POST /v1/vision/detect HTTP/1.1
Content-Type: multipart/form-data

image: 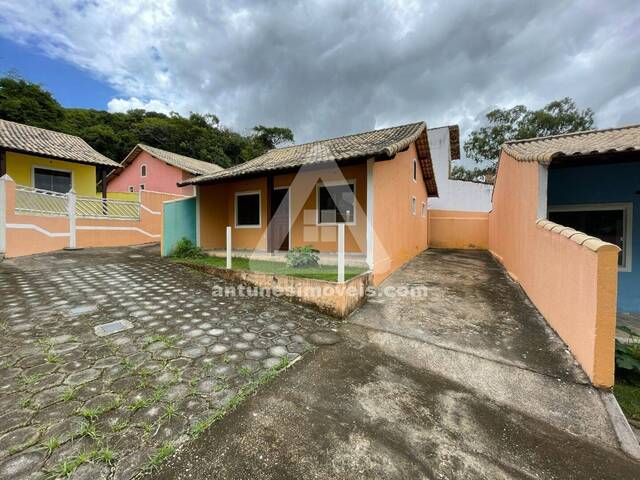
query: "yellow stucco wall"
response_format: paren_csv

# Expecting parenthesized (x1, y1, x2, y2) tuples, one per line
(6, 151, 97, 196)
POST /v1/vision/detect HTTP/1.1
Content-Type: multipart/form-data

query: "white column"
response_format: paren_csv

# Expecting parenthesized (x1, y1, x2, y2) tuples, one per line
(68, 189, 77, 249)
(226, 226, 232, 269)
(366, 158, 374, 270)
(0, 175, 7, 255)
(195, 186, 201, 247)
(338, 223, 345, 283)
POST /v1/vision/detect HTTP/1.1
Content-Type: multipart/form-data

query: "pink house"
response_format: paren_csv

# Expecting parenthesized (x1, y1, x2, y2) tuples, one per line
(107, 144, 224, 196)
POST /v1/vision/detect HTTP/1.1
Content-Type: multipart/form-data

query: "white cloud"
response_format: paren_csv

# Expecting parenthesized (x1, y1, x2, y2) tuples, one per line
(106, 97, 173, 114)
(0, 0, 638, 147)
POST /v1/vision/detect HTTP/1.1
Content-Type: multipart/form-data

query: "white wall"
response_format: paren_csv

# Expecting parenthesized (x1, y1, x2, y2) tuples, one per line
(427, 126, 493, 212)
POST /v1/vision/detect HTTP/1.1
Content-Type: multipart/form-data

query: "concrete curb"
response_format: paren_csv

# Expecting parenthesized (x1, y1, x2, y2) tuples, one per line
(600, 390, 640, 460)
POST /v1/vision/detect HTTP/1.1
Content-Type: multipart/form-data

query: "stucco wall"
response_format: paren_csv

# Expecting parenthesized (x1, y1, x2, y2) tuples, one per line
(548, 162, 640, 313)
(426, 126, 493, 212)
(6, 151, 97, 196)
(489, 152, 619, 387)
(198, 164, 367, 253)
(428, 210, 489, 249)
(107, 151, 196, 196)
(373, 143, 429, 284)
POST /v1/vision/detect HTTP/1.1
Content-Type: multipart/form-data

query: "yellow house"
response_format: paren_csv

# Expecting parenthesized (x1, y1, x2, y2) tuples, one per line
(0, 119, 120, 196)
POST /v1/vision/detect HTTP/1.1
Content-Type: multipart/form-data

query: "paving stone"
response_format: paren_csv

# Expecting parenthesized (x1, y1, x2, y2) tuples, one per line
(183, 346, 205, 359)
(83, 392, 119, 410)
(268, 346, 289, 357)
(64, 368, 100, 386)
(0, 451, 46, 479)
(262, 357, 283, 369)
(0, 425, 39, 454)
(245, 349, 267, 360)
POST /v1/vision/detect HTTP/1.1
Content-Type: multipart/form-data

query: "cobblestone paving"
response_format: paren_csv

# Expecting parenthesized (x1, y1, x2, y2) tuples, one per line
(0, 246, 338, 479)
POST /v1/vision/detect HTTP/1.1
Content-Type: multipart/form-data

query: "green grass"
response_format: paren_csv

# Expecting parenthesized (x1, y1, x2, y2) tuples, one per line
(614, 381, 640, 425)
(176, 256, 366, 282)
(144, 441, 175, 472)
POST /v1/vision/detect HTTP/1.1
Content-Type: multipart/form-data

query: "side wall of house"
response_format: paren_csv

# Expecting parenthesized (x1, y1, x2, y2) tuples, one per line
(6, 151, 97, 196)
(489, 152, 619, 387)
(373, 142, 429, 284)
(108, 151, 194, 196)
(426, 126, 493, 212)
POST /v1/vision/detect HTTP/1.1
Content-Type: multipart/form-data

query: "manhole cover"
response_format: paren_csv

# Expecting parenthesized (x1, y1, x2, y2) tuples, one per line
(94, 320, 134, 337)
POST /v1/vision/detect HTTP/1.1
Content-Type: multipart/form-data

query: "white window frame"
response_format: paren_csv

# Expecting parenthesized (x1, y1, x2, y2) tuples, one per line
(316, 179, 357, 226)
(411, 196, 417, 215)
(140, 164, 147, 177)
(139, 184, 145, 191)
(128, 186, 134, 193)
(32, 165, 73, 192)
(421, 201, 427, 218)
(235, 190, 262, 229)
(548, 202, 633, 272)
(412, 158, 417, 182)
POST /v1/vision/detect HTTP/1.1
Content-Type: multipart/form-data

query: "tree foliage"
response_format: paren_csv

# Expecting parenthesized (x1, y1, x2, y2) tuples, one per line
(450, 165, 495, 183)
(0, 76, 293, 168)
(464, 97, 594, 170)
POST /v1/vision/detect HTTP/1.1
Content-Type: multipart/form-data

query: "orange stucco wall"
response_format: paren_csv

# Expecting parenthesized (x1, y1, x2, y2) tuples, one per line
(428, 210, 489, 249)
(2, 176, 182, 257)
(198, 163, 367, 253)
(489, 152, 619, 387)
(373, 143, 429, 284)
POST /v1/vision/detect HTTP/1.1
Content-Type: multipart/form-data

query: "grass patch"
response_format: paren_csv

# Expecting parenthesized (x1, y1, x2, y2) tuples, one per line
(144, 441, 175, 472)
(176, 256, 366, 282)
(614, 381, 640, 425)
(190, 356, 290, 439)
(43, 436, 60, 454)
(61, 387, 77, 402)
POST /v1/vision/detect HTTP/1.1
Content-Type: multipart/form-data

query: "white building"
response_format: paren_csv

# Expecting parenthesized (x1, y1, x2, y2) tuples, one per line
(427, 125, 493, 212)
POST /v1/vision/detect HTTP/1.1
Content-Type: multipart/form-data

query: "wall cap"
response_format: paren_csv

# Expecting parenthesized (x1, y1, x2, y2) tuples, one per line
(535, 218, 621, 253)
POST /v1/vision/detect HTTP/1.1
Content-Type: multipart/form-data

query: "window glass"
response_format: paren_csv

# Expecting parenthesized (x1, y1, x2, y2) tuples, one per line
(34, 168, 71, 193)
(236, 193, 260, 226)
(128, 186, 134, 192)
(413, 159, 417, 181)
(318, 183, 355, 224)
(141, 165, 147, 177)
(411, 196, 417, 215)
(140, 184, 145, 190)
(549, 209, 625, 266)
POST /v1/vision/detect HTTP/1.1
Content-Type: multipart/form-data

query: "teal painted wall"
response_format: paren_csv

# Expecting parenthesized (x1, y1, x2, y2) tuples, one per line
(162, 197, 197, 256)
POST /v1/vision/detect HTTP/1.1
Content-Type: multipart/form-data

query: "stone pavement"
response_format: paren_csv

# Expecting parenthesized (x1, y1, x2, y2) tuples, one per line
(0, 245, 337, 479)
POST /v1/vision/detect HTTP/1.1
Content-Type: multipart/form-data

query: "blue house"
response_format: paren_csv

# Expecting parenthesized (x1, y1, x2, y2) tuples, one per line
(542, 125, 640, 315)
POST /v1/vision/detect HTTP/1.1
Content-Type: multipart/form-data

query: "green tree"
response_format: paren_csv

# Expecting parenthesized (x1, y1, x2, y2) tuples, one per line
(0, 76, 64, 129)
(464, 97, 594, 171)
(450, 165, 495, 183)
(0, 76, 294, 168)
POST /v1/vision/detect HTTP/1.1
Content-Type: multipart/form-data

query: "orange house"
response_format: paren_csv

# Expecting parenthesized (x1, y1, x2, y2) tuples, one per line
(180, 122, 439, 284)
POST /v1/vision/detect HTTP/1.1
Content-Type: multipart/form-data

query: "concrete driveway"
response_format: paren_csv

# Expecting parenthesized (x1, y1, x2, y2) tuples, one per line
(153, 250, 640, 479)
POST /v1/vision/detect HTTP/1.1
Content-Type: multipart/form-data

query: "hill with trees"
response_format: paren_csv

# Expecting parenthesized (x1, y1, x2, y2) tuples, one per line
(0, 76, 293, 168)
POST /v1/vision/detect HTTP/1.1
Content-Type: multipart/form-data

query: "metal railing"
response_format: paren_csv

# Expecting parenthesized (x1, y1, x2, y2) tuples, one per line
(75, 195, 140, 220)
(14, 186, 140, 220)
(15, 186, 68, 216)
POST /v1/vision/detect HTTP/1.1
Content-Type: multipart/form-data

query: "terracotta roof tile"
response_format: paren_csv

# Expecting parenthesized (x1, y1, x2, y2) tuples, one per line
(503, 124, 640, 165)
(182, 122, 438, 196)
(0, 119, 119, 167)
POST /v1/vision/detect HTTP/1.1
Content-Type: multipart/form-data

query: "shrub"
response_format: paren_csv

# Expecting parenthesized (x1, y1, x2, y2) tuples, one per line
(616, 326, 640, 378)
(170, 237, 206, 259)
(285, 246, 320, 268)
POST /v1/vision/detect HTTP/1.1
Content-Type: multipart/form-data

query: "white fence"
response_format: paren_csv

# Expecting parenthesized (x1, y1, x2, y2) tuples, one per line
(15, 186, 140, 220)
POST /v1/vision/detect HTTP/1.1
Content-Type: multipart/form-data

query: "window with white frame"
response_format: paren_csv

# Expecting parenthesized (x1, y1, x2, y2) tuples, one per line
(421, 201, 427, 217)
(139, 184, 145, 191)
(411, 196, 417, 215)
(141, 164, 147, 177)
(548, 203, 633, 271)
(235, 191, 261, 227)
(317, 181, 356, 224)
(34, 167, 71, 193)
(412, 158, 417, 182)
(128, 186, 134, 193)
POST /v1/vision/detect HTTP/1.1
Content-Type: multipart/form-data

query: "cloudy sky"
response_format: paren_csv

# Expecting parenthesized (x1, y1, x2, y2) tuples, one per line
(0, 0, 639, 156)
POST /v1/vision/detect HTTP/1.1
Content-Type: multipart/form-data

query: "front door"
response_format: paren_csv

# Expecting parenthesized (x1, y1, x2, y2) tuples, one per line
(271, 187, 290, 251)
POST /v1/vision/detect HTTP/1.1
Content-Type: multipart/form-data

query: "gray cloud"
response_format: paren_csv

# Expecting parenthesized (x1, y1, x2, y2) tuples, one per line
(0, 0, 639, 160)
